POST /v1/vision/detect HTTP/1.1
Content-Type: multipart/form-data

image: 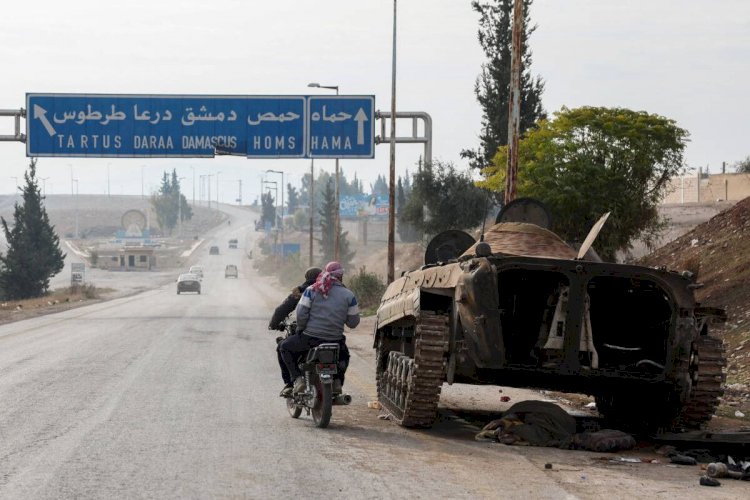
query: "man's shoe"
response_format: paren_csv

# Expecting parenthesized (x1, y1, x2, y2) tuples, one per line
(280, 383, 293, 397)
(293, 376, 306, 394)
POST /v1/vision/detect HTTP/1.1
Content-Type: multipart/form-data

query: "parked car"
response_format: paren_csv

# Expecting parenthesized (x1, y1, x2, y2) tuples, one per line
(225, 264, 238, 278)
(228, 238, 238, 249)
(209, 246, 220, 255)
(189, 265, 203, 278)
(177, 273, 201, 294)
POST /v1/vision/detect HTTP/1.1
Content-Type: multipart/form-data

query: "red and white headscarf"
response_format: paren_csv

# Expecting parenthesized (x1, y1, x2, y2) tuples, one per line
(312, 261, 344, 298)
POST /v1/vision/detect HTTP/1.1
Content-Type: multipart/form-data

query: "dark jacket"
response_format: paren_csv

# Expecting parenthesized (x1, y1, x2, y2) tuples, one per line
(268, 278, 316, 330)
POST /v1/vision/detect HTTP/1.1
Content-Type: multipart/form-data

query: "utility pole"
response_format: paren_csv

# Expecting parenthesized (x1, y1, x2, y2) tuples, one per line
(107, 163, 111, 197)
(237, 179, 242, 205)
(387, 0, 398, 284)
(504, 0, 523, 205)
(309, 159, 315, 266)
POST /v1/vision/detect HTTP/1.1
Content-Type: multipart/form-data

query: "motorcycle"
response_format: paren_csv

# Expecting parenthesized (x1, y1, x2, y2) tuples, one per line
(276, 319, 352, 428)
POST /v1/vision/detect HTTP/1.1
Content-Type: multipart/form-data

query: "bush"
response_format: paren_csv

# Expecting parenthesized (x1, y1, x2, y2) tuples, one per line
(254, 252, 305, 289)
(347, 267, 386, 313)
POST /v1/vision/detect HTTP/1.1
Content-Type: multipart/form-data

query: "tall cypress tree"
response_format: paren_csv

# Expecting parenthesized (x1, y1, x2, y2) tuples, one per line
(462, 0, 546, 170)
(0, 159, 65, 299)
(318, 179, 354, 267)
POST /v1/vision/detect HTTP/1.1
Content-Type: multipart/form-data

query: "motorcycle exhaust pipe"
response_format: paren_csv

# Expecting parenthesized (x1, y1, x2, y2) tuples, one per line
(333, 394, 352, 406)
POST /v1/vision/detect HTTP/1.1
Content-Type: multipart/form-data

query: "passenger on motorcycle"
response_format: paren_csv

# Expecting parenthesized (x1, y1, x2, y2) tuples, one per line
(279, 261, 359, 396)
(269, 267, 322, 394)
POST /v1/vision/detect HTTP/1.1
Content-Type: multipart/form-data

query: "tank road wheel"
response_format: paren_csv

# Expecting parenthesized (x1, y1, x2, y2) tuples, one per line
(675, 335, 726, 429)
(375, 311, 449, 428)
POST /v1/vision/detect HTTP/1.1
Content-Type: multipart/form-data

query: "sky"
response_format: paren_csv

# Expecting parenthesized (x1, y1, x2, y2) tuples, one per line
(0, 0, 748, 204)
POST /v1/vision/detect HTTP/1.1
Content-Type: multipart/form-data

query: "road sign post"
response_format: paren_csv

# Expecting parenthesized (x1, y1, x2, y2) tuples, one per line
(26, 94, 374, 159)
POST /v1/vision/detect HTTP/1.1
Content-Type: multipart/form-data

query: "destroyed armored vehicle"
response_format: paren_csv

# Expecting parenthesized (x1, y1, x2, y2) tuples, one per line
(374, 199, 726, 431)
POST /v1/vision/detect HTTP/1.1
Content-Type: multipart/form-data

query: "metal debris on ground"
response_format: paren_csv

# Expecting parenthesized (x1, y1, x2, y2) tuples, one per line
(700, 476, 721, 487)
(669, 454, 698, 466)
(367, 401, 381, 410)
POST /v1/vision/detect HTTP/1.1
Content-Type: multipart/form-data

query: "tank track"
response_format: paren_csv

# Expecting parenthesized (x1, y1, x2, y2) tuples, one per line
(376, 311, 449, 428)
(675, 335, 726, 429)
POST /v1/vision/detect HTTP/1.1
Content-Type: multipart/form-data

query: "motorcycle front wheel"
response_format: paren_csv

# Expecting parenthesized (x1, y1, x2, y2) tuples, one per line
(311, 375, 333, 428)
(286, 397, 302, 419)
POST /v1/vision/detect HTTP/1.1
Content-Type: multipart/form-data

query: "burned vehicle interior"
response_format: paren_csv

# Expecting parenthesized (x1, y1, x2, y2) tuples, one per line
(497, 268, 672, 374)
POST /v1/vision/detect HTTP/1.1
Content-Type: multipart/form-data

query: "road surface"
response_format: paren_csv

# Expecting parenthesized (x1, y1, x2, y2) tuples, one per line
(0, 207, 743, 499)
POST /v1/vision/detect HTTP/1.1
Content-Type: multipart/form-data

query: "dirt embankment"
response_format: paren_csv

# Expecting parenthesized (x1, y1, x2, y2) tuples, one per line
(640, 197, 750, 419)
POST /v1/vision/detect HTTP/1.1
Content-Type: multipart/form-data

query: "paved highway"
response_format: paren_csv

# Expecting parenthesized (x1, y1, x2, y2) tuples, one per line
(0, 208, 743, 499)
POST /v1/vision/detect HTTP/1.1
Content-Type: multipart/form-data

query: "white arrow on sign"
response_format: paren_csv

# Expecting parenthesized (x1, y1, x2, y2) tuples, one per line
(33, 104, 57, 137)
(354, 108, 368, 145)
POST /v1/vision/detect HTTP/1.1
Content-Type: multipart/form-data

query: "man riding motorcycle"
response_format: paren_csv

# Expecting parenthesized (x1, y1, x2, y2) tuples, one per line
(279, 261, 359, 396)
(269, 267, 322, 394)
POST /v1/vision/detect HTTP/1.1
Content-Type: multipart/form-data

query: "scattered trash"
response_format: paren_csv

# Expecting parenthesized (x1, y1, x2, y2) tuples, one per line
(736, 410, 746, 418)
(707, 462, 743, 480)
(699, 476, 721, 487)
(611, 457, 641, 463)
(500, 396, 511, 402)
(377, 413, 391, 420)
(498, 389, 503, 393)
(670, 454, 698, 466)
(584, 402, 597, 410)
(544, 463, 553, 469)
(367, 401, 381, 410)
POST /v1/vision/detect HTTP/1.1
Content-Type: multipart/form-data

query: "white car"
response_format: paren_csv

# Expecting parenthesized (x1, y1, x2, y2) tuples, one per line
(189, 265, 203, 279)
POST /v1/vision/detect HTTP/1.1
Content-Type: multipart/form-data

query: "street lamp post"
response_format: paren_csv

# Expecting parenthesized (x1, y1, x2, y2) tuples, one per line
(267, 170, 285, 257)
(40, 176, 49, 196)
(107, 163, 111, 197)
(73, 178, 79, 239)
(308, 82, 341, 262)
(190, 166, 195, 206)
(207, 174, 214, 209)
(178, 176, 186, 238)
(141, 165, 145, 199)
(216, 171, 222, 208)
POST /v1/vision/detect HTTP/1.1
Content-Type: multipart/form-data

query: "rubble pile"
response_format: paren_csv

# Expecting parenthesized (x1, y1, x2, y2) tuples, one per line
(641, 196, 750, 417)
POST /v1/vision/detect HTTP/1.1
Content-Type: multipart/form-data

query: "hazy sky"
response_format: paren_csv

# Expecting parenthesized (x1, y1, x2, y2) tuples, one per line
(1, 0, 748, 204)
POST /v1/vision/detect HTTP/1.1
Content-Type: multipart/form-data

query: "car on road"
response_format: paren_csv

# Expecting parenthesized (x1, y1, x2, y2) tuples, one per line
(224, 264, 238, 278)
(189, 265, 203, 278)
(228, 238, 238, 249)
(177, 273, 201, 294)
(209, 246, 220, 255)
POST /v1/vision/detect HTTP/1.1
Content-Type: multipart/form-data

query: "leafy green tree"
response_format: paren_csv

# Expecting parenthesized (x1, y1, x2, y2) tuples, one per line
(481, 106, 689, 260)
(462, 0, 546, 170)
(287, 183, 300, 214)
(733, 156, 750, 173)
(401, 160, 487, 237)
(261, 191, 276, 228)
(318, 179, 355, 267)
(0, 159, 65, 299)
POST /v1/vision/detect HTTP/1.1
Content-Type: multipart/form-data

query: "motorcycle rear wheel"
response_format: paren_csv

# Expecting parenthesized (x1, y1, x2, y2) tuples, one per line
(286, 397, 302, 418)
(311, 375, 333, 428)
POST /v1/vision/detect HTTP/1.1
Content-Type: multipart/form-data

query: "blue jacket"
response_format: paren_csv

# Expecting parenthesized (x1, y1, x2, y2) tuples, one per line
(295, 282, 360, 340)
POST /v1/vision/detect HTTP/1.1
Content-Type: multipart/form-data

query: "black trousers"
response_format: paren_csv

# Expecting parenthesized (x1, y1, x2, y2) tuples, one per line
(279, 333, 349, 385)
